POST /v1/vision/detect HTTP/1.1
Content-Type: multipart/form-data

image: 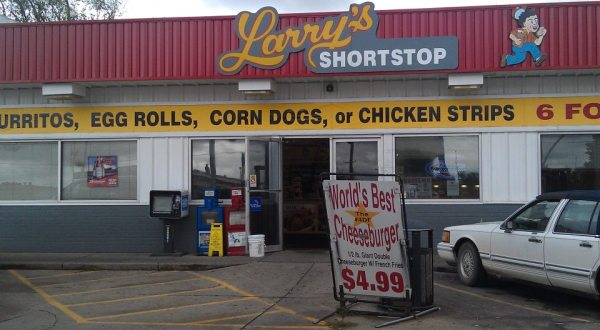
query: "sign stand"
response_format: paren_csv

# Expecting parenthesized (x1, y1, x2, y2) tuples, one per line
(196, 188, 224, 255)
(316, 173, 439, 327)
(208, 223, 224, 256)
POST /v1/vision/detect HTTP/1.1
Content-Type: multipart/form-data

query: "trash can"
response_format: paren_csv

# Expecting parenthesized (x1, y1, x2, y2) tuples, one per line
(407, 228, 434, 309)
(379, 228, 434, 312)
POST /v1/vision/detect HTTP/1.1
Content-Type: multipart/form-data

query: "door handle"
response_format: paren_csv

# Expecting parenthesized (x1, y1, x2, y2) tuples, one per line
(579, 241, 593, 248)
(528, 237, 542, 243)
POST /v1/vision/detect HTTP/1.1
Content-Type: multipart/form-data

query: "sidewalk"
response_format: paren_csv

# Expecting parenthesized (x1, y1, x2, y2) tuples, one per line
(0, 249, 456, 273)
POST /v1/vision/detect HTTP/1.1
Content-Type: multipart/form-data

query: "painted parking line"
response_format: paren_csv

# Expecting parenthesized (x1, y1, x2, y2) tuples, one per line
(192, 310, 280, 325)
(86, 296, 257, 321)
(38, 271, 166, 288)
(87, 321, 246, 328)
(26, 271, 99, 281)
(236, 326, 328, 329)
(9, 269, 329, 329)
(9, 270, 87, 324)
(434, 282, 594, 323)
(65, 285, 222, 307)
(86, 320, 328, 329)
(188, 271, 323, 324)
(51, 277, 199, 297)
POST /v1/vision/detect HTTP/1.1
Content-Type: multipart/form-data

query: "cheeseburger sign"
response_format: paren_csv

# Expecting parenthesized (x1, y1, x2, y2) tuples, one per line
(323, 180, 411, 299)
(217, 2, 458, 74)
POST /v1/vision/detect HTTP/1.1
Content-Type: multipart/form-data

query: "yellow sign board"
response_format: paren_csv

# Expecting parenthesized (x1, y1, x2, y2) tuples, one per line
(208, 223, 224, 257)
(1, 97, 598, 135)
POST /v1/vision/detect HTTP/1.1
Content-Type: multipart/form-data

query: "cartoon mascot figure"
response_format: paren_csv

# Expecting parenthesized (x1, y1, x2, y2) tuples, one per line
(500, 7, 547, 67)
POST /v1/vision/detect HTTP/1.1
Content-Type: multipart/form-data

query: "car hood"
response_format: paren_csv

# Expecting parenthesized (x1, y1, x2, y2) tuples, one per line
(447, 221, 502, 232)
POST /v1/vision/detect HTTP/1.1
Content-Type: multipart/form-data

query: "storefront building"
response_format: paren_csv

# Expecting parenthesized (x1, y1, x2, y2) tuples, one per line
(0, 2, 599, 253)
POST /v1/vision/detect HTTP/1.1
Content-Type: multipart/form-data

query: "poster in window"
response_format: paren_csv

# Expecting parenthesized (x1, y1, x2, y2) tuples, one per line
(87, 156, 118, 188)
(404, 177, 432, 199)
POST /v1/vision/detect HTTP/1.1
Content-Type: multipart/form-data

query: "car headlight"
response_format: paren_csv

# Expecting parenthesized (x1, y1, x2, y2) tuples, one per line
(442, 230, 450, 243)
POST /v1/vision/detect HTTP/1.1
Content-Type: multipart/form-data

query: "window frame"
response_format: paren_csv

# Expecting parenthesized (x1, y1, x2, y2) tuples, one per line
(0, 140, 60, 202)
(331, 137, 383, 180)
(60, 139, 139, 202)
(540, 132, 600, 194)
(0, 139, 140, 204)
(393, 133, 482, 202)
(189, 137, 247, 203)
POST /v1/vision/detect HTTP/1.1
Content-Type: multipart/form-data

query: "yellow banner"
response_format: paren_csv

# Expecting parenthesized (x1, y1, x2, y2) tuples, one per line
(1, 97, 599, 134)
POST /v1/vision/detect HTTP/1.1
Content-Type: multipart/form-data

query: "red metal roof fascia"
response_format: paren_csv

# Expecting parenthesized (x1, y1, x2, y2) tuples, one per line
(0, 2, 598, 84)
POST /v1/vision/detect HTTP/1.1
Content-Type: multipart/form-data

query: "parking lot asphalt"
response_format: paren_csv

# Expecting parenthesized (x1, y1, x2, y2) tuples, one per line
(1, 250, 600, 329)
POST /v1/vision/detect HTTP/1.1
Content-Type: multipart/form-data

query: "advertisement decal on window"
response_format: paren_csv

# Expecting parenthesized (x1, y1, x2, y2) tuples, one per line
(87, 156, 118, 188)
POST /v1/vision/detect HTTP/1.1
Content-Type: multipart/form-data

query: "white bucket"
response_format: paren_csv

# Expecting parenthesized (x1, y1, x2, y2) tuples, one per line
(248, 234, 265, 258)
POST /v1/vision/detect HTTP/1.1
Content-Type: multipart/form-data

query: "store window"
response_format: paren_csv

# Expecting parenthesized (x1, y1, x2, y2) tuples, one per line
(61, 141, 137, 200)
(541, 134, 600, 193)
(335, 140, 379, 180)
(191, 139, 245, 200)
(395, 136, 480, 199)
(0, 142, 58, 200)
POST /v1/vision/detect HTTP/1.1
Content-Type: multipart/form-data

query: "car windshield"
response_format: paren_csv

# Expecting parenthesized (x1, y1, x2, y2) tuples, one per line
(511, 200, 559, 232)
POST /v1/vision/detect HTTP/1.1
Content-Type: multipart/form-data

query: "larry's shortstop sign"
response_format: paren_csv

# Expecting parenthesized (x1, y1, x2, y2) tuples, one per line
(323, 180, 411, 299)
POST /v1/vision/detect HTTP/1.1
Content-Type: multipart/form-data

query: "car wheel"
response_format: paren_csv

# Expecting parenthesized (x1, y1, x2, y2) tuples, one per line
(457, 242, 486, 286)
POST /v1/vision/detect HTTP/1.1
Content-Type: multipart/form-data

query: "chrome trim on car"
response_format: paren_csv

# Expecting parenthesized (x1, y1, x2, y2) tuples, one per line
(550, 231, 599, 238)
(436, 242, 456, 264)
(545, 263, 591, 277)
(437, 243, 453, 252)
(491, 254, 545, 269)
(479, 252, 491, 260)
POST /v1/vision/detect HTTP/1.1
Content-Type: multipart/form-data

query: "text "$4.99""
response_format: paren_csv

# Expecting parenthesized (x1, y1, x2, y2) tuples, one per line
(341, 267, 404, 293)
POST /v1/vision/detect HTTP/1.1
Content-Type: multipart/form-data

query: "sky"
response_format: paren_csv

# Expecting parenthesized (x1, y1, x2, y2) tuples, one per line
(121, 0, 590, 18)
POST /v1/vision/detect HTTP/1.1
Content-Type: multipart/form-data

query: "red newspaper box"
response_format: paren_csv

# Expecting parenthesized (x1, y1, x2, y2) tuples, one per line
(224, 188, 247, 255)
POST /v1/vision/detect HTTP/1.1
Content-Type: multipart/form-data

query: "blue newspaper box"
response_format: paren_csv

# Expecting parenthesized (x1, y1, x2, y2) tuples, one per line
(196, 188, 224, 255)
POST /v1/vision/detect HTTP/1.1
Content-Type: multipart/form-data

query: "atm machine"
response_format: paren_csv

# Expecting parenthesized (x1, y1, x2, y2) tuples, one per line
(149, 190, 189, 255)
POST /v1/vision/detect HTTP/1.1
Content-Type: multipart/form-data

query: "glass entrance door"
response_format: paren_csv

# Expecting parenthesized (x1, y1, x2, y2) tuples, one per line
(246, 138, 282, 252)
(333, 139, 381, 180)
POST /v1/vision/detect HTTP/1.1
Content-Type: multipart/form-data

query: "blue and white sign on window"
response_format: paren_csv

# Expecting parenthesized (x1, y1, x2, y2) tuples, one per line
(249, 196, 262, 212)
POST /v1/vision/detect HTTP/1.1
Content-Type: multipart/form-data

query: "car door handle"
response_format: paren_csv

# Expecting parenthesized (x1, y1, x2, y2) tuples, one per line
(528, 237, 543, 243)
(579, 241, 593, 248)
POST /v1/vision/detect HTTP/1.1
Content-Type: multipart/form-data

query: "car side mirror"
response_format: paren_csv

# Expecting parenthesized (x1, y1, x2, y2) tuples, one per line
(504, 221, 513, 233)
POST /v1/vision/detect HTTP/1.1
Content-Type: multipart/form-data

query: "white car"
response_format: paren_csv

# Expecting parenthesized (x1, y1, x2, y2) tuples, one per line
(437, 190, 600, 296)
